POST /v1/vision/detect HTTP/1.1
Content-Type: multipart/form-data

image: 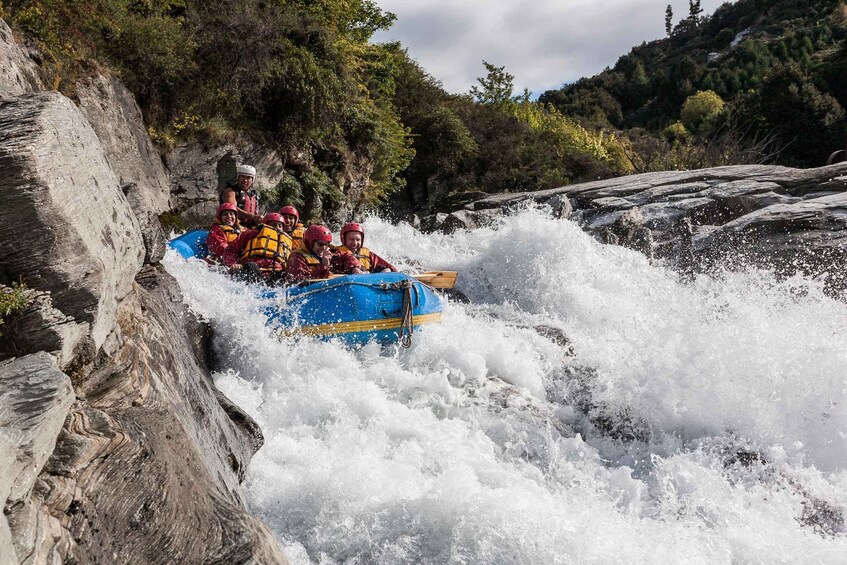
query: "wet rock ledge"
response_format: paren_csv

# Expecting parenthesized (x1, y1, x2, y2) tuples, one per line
(0, 21, 286, 565)
(427, 163, 847, 290)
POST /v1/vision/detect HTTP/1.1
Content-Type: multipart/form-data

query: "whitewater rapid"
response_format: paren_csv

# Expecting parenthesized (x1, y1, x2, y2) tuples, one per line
(165, 209, 847, 564)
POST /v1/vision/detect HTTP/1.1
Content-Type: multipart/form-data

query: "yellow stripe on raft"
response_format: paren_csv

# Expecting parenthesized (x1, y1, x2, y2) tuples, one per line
(278, 312, 443, 337)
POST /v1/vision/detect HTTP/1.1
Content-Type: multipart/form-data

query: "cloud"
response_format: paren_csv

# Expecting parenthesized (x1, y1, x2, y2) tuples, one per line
(373, 0, 729, 96)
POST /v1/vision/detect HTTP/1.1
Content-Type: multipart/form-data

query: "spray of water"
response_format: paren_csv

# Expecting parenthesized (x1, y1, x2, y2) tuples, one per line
(166, 209, 847, 563)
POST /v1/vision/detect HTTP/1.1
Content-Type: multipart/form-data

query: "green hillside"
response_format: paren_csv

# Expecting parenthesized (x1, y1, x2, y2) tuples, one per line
(540, 0, 847, 168)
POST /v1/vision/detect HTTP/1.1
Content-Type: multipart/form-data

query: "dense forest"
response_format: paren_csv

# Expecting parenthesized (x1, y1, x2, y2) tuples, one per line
(541, 0, 847, 170)
(2, 0, 845, 217)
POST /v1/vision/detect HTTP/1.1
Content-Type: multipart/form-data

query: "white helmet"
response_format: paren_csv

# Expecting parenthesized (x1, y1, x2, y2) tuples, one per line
(236, 164, 256, 178)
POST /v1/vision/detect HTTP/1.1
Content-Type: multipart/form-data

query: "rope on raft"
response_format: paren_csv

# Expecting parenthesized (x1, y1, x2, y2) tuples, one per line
(398, 278, 415, 348)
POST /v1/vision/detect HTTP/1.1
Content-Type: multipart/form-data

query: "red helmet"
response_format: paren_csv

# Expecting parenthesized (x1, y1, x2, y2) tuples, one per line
(263, 212, 284, 224)
(304, 225, 333, 250)
(217, 202, 238, 220)
(278, 205, 299, 222)
(341, 222, 364, 246)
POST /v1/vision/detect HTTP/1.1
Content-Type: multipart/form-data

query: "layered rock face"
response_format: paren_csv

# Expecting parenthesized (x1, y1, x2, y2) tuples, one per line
(75, 73, 172, 263)
(166, 142, 288, 228)
(0, 23, 286, 565)
(0, 93, 146, 355)
(432, 163, 847, 289)
(0, 20, 42, 98)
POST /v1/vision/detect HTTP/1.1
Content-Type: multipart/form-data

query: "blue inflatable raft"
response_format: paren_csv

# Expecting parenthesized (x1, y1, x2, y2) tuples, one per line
(169, 230, 443, 346)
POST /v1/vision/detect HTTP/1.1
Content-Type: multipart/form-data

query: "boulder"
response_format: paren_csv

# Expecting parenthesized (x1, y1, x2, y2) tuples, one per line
(0, 92, 145, 350)
(331, 148, 372, 225)
(124, 183, 168, 263)
(591, 208, 654, 258)
(0, 19, 43, 99)
(441, 209, 503, 233)
(0, 352, 74, 563)
(540, 193, 573, 219)
(420, 212, 449, 234)
(692, 192, 847, 288)
(459, 162, 847, 275)
(180, 200, 220, 232)
(75, 73, 171, 216)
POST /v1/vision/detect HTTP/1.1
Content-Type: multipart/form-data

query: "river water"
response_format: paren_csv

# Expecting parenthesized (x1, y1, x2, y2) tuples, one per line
(165, 208, 847, 564)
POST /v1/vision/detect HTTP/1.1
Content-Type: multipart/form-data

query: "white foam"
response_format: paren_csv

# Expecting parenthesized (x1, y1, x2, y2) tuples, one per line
(165, 208, 847, 563)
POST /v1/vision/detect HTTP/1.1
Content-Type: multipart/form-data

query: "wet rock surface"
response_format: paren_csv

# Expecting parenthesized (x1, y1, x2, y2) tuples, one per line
(447, 163, 847, 289)
(27, 267, 285, 564)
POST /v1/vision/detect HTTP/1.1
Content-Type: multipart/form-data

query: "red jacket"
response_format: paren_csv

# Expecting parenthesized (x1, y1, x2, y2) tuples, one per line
(220, 186, 261, 227)
(335, 245, 396, 273)
(206, 223, 242, 258)
(285, 249, 360, 283)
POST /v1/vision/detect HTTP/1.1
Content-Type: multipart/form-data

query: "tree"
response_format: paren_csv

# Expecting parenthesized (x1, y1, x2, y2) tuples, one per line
(680, 90, 725, 132)
(665, 5, 673, 36)
(470, 61, 515, 106)
(688, 0, 703, 26)
(753, 62, 846, 165)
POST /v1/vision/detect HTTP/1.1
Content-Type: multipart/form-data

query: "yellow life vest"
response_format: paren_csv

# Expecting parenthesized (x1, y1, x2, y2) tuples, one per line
(288, 223, 305, 247)
(291, 247, 321, 266)
(241, 224, 293, 264)
(336, 245, 372, 271)
(215, 223, 241, 243)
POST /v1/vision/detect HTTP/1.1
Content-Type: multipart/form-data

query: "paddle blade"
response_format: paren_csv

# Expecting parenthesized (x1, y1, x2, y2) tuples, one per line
(413, 271, 458, 289)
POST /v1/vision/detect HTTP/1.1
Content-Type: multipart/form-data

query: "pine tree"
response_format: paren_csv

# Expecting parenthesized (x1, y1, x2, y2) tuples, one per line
(688, 0, 703, 26)
(665, 5, 673, 36)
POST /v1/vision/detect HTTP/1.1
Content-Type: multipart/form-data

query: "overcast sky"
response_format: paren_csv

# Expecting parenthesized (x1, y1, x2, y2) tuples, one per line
(373, 0, 729, 96)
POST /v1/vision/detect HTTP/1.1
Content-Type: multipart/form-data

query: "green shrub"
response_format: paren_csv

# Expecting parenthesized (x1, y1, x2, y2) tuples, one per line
(265, 175, 305, 211)
(681, 90, 726, 132)
(715, 28, 736, 48)
(0, 282, 29, 336)
(664, 121, 691, 142)
(159, 210, 186, 234)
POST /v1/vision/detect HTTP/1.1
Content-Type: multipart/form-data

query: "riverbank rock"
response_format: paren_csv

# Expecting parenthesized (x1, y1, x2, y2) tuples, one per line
(76, 73, 171, 263)
(0, 92, 145, 352)
(0, 353, 74, 563)
(0, 288, 88, 369)
(456, 163, 847, 288)
(25, 266, 286, 563)
(0, 78, 287, 561)
(421, 190, 573, 234)
(0, 19, 42, 98)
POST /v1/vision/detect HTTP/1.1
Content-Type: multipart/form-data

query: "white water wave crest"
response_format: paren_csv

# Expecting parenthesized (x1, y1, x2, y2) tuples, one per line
(165, 208, 847, 563)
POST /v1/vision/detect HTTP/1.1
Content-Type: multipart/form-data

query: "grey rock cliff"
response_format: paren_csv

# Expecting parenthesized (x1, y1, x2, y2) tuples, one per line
(0, 92, 145, 353)
(75, 73, 172, 263)
(166, 142, 286, 227)
(0, 28, 287, 562)
(0, 20, 42, 98)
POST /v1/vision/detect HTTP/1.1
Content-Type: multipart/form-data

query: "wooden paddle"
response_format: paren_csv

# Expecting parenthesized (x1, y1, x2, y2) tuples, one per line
(412, 271, 458, 289)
